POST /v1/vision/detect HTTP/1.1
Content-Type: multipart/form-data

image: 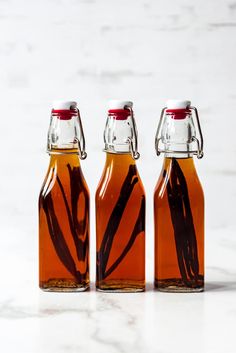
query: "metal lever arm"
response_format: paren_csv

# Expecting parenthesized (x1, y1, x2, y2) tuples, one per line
(126, 106, 140, 160)
(76, 108, 87, 160)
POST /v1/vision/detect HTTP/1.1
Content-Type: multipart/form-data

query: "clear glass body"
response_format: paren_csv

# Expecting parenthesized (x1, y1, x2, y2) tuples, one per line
(154, 110, 204, 292)
(96, 153, 145, 292)
(39, 111, 89, 292)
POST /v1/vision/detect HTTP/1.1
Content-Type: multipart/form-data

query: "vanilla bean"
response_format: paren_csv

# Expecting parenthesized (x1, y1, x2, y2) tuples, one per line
(56, 175, 85, 261)
(56, 167, 89, 263)
(173, 160, 200, 282)
(42, 166, 89, 282)
(104, 196, 145, 279)
(172, 167, 195, 281)
(67, 165, 89, 264)
(42, 193, 80, 280)
(167, 171, 189, 285)
(166, 159, 201, 287)
(97, 165, 138, 280)
(67, 165, 89, 238)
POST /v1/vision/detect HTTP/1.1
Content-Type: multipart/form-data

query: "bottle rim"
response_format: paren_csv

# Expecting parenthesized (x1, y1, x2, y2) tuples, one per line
(108, 109, 131, 120)
(166, 108, 191, 120)
(51, 109, 78, 120)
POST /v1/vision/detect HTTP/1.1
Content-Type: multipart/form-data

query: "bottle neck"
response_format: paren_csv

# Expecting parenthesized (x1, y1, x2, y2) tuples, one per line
(104, 109, 136, 155)
(47, 109, 84, 154)
(161, 110, 196, 159)
(101, 153, 137, 186)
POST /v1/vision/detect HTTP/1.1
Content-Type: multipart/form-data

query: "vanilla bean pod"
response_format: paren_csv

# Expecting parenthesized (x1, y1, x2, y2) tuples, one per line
(67, 165, 89, 262)
(97, 165, 138, 279)
(167, 159, 200, 287)
(173, 159, 200, 283)
(56, 174, 86, 266)
(42, 193, 80, 280)
(67, 165, 89, 237)
(166, 168, 189, 285)
(104, 196, 145, 279)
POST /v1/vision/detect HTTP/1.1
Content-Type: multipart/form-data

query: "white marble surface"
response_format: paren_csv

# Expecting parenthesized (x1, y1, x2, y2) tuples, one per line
(1, 0, 236, 352)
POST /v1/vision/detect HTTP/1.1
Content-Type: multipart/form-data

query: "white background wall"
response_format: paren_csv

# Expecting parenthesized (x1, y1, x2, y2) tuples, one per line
(0, 0, 236, 283)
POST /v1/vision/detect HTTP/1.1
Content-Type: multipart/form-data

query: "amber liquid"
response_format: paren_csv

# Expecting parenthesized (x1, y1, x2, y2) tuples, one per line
(39, 149, 90, 291)
(96, 153, 145, 292)
(154, 157, 204, 292)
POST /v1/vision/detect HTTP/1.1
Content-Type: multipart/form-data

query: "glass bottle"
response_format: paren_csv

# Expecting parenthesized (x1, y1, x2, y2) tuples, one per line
(96, 100, 145, 292)
(39, 101, 89, 292)
(154, 100, 204, 292)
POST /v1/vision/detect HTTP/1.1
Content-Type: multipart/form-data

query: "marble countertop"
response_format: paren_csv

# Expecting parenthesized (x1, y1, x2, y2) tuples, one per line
(1, 227, 236, 353)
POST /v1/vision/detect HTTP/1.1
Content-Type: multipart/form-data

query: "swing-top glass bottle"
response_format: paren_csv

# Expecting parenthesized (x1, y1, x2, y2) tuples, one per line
(39, 101, 90, 292)
(96, 100, 145, 292)
(154, 100, 204, 292)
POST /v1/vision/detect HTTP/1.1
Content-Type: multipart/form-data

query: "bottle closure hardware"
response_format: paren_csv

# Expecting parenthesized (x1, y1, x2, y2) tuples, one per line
(155, 106, 204, 159)
(48, 107, 87, 160)
(127, 106, 140, 160)
(103, 105, 140, 160)
(76, 108, 87, 160)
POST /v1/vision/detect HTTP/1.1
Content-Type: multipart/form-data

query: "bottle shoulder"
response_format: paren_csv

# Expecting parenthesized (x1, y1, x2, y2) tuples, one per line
(39, 160, 89, 201)
(154, 158, 204, 200)
(96, 161, 145, 200)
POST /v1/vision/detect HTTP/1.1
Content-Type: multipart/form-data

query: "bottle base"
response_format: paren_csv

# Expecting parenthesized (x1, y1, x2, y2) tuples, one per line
(39, 278, 89, 292)
(96, 280, 145, 293)
(155, 278, 204, 293)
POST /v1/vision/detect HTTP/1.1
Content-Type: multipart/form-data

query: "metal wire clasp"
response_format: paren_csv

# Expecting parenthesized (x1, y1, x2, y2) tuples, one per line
(155, 106, 204, 159)
(126, 105, 140, 160)
(76, 107, 87, 160)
